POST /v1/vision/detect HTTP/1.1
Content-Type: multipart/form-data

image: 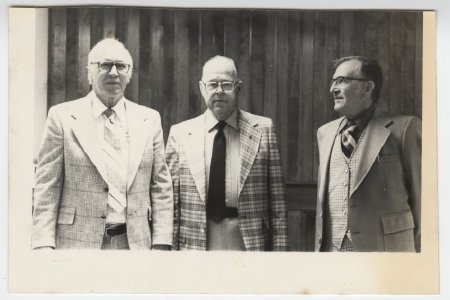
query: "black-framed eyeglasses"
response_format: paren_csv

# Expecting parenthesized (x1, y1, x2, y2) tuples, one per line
(90, 61, 131, 74)
(330, 76, 369, 86)
(201, 81, 242, 93)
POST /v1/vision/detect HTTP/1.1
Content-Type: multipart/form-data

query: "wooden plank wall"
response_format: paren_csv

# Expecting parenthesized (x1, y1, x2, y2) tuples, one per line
(47, 8, 423, 251)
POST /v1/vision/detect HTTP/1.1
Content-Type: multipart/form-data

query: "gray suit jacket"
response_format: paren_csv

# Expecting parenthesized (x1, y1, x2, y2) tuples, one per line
(315, 107, 421, 252)
(32, 94, 173, 249)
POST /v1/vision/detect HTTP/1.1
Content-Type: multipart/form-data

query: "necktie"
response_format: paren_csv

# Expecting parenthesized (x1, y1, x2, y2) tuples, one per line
(207, 121, 227, 223)
(341, 121, 359, 158)
(102, 108, 127, 213)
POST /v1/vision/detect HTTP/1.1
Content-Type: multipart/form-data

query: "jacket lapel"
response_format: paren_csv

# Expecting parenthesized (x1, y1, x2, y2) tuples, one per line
(70, 96, 109, 184)
(184, 115, 207, 203)
(125, 100, 152, 190)
(350, 109, 392, 196)
(317, 117, 346, 211)
(238, 110, 262, 195)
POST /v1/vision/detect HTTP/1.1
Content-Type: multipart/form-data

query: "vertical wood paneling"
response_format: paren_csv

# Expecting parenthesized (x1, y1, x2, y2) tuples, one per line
(103, 8, 116, 38)
(77, 8, 91, 97)
(298, 13, 315, 182)
(187, 11, 202, 118)
(415, 14, 423, 117)
(125, 9, 140, 103)
(90, 8, 103, 47)
(276, 12, 289, 176)
(48, 8, 66, 108)
(401, 13, 416, 116)
(174, 11, 191, 122)
(235, 12, 251, 111)
(263, 14, 277, 122)
(388, 12, 403, 114)
(138, 9, 151, 108)
(249, 12, 266, 116)
(65, 9, 78, 101)
(375, 13, 391, 110)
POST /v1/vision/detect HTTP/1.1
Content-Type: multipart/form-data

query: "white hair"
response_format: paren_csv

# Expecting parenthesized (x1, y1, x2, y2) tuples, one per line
(87, 38, 133, 84)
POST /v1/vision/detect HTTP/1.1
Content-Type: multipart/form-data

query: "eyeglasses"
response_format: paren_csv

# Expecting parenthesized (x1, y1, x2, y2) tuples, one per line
(201, 81, 241, 93)
(91, 61, 131, 74)
(330, 76, 369, 86)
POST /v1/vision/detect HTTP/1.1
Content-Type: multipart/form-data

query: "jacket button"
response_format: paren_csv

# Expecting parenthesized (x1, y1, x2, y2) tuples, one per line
(103, 187, 109, 192)
(101, 215, 106, 220)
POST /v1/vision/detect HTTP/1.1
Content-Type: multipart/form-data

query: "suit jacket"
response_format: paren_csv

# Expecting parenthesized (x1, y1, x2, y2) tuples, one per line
(32, 94, 173, 249)
(315, 107, 421, 252)
(165, 109, 289, 251)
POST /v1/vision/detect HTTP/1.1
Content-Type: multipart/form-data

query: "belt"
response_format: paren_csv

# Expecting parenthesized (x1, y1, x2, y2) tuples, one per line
(105, 223, 127, 237)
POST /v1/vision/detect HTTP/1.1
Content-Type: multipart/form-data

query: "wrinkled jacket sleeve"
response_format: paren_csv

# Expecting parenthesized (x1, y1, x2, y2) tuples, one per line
(32, 106, 64, 249)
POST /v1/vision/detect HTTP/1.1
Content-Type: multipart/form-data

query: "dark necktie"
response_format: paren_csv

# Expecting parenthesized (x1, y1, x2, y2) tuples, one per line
(341, 121, 359, 158)
(207, 121, 227, 223)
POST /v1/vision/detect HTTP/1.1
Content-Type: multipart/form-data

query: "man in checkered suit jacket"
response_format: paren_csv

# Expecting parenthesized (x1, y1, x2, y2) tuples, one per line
(166, 56, 289, 251)
(32, 38, 173, 250)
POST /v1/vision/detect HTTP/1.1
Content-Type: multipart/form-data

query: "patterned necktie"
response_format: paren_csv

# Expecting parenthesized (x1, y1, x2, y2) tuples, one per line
(102, 108, 127, 213)
(207, 121, 227, 223)
(341, 121, 359, 158)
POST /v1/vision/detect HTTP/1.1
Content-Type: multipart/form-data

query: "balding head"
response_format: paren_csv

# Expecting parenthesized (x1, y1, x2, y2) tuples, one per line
(201, 56, 238, 82)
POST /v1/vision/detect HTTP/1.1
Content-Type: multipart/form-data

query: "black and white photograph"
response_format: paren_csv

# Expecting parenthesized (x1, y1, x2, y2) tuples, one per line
(6, 1, 443, 297)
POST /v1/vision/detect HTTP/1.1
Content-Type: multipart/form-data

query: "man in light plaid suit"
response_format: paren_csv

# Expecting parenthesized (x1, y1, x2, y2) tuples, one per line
(166, 56, 288, 251)
(32, 38, 173, 250)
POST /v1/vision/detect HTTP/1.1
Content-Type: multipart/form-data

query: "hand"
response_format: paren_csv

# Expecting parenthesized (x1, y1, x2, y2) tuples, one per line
(152, 244, 171, 251)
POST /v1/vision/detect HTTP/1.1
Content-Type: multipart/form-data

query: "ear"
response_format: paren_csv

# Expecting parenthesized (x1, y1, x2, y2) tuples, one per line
(365, 80, 375, 95)
(234, 80, 243, 94)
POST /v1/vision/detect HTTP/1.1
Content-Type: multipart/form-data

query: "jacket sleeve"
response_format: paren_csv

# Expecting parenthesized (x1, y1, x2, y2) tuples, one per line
(402, 117, 422, 252)
(149, 112, 174, 246)
(32, 106, 65, 249)
(165, 126, 180, 250)
(267, 121, 289, 251)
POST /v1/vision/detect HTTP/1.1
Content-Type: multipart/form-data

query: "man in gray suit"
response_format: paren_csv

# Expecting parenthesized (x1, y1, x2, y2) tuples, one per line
(32, 38, 173, 250)
(315, 56, 421, 252)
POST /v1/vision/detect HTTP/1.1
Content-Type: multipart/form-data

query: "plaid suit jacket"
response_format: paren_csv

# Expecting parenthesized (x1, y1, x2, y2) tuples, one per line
(166, 109, 288, 251)
(32, 94, 173, 249)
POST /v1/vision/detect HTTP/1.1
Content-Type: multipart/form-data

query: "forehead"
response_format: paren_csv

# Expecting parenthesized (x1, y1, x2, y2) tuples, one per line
(334, 60, 362, 77)
(202, 60, 237, 81)
(92, 43, 131, 63)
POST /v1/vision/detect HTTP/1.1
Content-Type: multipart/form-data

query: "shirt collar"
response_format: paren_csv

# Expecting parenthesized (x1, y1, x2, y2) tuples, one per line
(343, 104, 375, 132)
(90, 91, 126, 121)
(205, 108, 239, 132)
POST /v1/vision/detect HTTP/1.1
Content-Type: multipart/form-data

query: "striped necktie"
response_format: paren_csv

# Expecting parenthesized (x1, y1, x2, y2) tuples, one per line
(341, 121, 359, 158)
(102, 108, 127, 213)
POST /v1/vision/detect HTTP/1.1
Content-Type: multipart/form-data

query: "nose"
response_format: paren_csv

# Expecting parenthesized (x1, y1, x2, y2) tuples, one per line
(108, 64, 119, 76)
(216, 84, 225, 94)
(330, 83, 339, 94)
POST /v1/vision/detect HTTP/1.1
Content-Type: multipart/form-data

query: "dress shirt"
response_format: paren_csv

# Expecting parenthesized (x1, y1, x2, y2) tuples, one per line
(91, 91, 128, 225)
(204, 109, 241, 208)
